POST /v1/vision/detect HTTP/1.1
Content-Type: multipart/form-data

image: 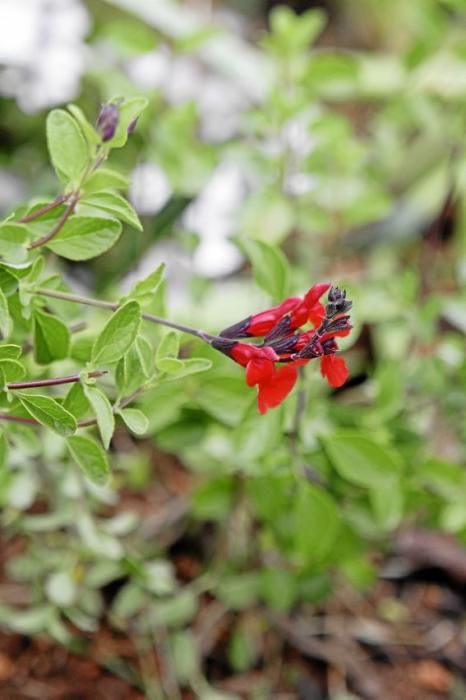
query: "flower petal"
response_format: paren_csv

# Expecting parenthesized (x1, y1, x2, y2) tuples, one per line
(308, 302, 326, 327)
(246, 358, 275, 386)
(320, 355, 349, 387)
(257, 365, 298, 414)
(304, 282, 331, 308)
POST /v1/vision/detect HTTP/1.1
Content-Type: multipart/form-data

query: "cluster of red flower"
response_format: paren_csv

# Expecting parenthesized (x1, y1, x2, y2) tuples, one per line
(212, 284, 352, 414)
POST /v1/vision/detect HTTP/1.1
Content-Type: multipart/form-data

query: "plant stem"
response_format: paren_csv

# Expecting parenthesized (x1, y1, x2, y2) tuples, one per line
(34, 287, 218, 343)
(7, 369, 106, 391)
(0, 413, 38, 426)
(28, 193, 79, 250)
(18, 193, 71, 223)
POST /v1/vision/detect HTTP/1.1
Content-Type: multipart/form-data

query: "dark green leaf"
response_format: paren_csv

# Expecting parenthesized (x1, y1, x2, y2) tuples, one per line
(33, 309, 70, 364)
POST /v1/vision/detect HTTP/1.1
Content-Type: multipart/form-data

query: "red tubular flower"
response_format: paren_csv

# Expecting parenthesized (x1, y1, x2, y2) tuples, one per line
(320, 354, 349, 387)
(257, 364, 299, 415)
(212, 283, 352, 414)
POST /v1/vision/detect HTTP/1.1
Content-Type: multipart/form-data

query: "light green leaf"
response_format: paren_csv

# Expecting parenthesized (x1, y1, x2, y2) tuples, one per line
(45, 571, 77, 608)
(83, 385, 115, 449)
(0, 223, 29, 263)
(125, 263, 165, 305)
(67, 103, 100, 151)
(33, 309, 70, 364)
(46, 109, 89, 184)
(0, 429, 7, 466)
(63, 382, 90, 420)
(109, 97, 148, 148)
(82, 190, 142, 231)
(157, 357, 184, 373)
(294, 484, 341, 564)
(83, 167, 130, 194)
(92, 300, 141, 364)
(0, 359, 26, 382)
(18, 393, 77, 437)
(0, 288, 11, 338)
(240, 239, 289, 301)
(45, 216, 122, 261)
(0, 344, 21, 360)
(161, 358, 213, 381)
(369, 482, 403, 531)
(118, 408, 149, 435)
(155, 330, 179, 369)
(323, 431, 403, 488)
(67, 435, 110, 485)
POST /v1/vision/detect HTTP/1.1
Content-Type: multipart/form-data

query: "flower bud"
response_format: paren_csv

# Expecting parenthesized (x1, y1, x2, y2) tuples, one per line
(96, 103, 119, 142)
(127, 117, 139, 135)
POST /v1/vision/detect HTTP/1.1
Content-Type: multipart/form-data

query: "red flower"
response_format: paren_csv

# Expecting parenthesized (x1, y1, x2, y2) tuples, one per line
(213, 283, 352, 414)
(219, 283, 330, 340)
(320, 354, 349, 387)
(257, 364, 299, 415)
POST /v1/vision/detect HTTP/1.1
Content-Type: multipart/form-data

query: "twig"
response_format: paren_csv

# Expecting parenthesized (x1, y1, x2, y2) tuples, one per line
(34, 287, 219, 343)
(7, 369, 106, 391)
(28, 193, 79, 249)
(18, 193, 71, 223)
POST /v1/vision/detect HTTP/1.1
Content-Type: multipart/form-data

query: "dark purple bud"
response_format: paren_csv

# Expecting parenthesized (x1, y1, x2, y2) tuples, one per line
(263, 315, 293, 343)
(322, 338, 338, 355)
(96, 103, 119, 142)
(127, 117, 139, 135)
(326, 287, 352, 318)
(325, 315, 352, 334)
(293, 338, 323, 360)
(268, 334, 300, 354)
(219, 316, 253, 339)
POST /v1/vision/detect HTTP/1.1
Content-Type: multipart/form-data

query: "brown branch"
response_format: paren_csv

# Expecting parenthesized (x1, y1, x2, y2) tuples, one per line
(28, 193, 79, 250)
(18, 193, 71, 224)
(7, 369, 107, 391)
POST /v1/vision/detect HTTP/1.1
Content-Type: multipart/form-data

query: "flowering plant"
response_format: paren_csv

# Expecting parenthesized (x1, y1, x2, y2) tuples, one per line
(211, 284, 352, 414)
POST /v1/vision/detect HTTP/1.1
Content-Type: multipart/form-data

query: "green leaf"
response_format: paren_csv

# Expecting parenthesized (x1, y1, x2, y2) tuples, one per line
(160, 358, 213, 381)
(67, 435, 110, 485)
(92, 301, 141, 365)
(0, 288, 11, 338)
(323, 431, 403, 489)
(0, 430, 7, 467)
(67, 104, 100, 151)
(45, 216, 122, 261)
(46, 109, 89, 184)
(115, 340, 152, 395)
(124, 263, 165, 306)
(33, 309, 70, 364)
(109, 97, 148, 148)
(83, 385, 115, 449)
(83, 167, 130, 194)
(240, 239, 289, 301)
(157, 357, 184, 373)
(0, 223, 29, 263)
(0, 359, 26, 382)
(293, 484, 341, 564)
(118, 408, 149, 435)
(81, 190, 142, 231)
(18, 393, 76, 437)
(63, 382, 90, 420)
(369, 482, 403, 531)
(156, 331, 179, 366)
(0, 344, 21, 360)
